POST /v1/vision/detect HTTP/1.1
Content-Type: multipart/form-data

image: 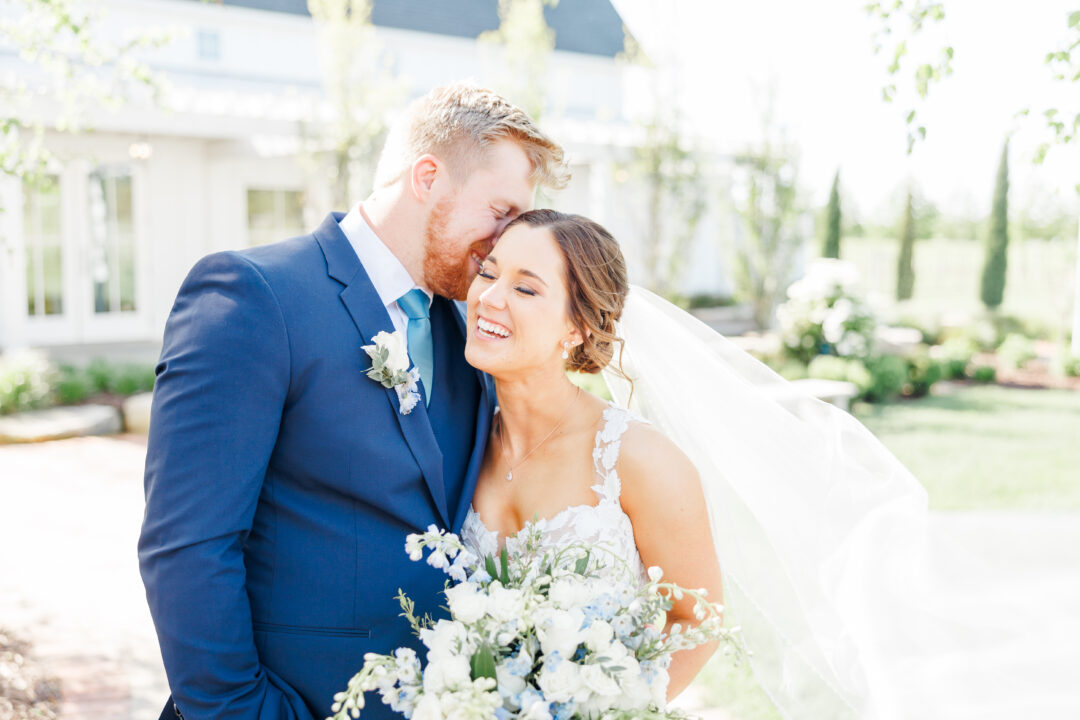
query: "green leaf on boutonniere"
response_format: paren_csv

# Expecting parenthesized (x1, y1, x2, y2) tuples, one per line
(484, 554, 499, 581)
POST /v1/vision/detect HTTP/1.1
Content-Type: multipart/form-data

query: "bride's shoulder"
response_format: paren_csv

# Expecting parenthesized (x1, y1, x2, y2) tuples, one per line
(615, 420, 701, 508)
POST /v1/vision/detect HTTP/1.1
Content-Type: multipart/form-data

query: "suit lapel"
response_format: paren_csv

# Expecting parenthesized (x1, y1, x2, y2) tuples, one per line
(449, 300, 495, 531)
(315, 214, 450, 528)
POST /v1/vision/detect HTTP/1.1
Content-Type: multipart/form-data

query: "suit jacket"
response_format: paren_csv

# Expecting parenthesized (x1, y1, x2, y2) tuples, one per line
(139, 213, 494, 720)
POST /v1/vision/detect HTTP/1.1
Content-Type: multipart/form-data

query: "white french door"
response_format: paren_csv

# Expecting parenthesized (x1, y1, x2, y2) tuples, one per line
(21, 160, 150, 346)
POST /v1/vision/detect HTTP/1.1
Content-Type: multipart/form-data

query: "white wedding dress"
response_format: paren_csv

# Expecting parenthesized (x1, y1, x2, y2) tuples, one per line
(461, 404, 648, 585)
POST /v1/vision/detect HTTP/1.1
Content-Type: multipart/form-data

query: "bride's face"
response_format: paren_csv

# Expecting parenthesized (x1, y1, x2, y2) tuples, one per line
(464, 223, 579, 378)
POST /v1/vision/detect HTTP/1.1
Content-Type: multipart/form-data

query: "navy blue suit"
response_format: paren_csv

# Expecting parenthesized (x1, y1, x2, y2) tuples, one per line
(139, 213, 493, 720)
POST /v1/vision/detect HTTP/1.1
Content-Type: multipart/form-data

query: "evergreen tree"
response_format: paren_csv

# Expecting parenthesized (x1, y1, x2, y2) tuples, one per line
(980, 140, 1010, 310)
(896, 190, 916, 301)
(821, 169, 842, 258)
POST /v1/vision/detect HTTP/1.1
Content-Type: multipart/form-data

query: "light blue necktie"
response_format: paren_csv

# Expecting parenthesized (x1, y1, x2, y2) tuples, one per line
(398, 288, 433, 405)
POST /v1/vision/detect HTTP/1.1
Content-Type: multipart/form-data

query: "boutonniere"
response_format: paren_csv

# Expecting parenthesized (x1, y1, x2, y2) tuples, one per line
(362, 330, 421, 415)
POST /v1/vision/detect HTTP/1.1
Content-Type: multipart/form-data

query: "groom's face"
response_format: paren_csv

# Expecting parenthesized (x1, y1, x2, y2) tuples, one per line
(422, 139, 535, 300)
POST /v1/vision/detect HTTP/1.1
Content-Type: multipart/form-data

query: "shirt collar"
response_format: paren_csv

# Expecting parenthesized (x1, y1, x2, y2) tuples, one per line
(339, 203, 432, 309)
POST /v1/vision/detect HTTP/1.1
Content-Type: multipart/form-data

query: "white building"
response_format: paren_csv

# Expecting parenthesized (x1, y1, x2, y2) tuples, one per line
(0, 0, 732, 360)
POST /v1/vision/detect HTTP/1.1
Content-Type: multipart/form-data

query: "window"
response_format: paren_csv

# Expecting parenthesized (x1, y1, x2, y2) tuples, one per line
(247, 189, 305, 247)
(88, 166, 137, 313)
(23, 175, 64, 316)
(197, 29, 221, 61)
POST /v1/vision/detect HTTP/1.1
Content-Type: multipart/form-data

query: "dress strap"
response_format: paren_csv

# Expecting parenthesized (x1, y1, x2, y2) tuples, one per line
(590, 404, 640, 503)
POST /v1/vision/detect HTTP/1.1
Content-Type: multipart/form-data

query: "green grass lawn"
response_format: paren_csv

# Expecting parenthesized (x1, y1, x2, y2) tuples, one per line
(853, 384, 1080, 511)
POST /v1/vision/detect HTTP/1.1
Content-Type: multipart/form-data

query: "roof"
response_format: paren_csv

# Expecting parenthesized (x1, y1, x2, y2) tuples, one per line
(205, 0, 627, 57)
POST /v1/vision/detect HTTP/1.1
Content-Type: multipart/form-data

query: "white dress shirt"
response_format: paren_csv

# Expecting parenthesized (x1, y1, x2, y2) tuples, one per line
(338, 203, 432, 338)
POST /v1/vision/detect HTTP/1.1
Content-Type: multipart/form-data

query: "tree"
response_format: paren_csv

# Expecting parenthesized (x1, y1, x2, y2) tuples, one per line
(0, 0, 167, 193)
(304, 0, 405, 209)
(979, 141, 1010, 311)
(896, 190, 916, 301)
(618, 32, 706, 296)
(479, 0, 558, 122)
(821, 169, 842, 258)
(865, 0, 954, 154)
(732, 144, 803, 330)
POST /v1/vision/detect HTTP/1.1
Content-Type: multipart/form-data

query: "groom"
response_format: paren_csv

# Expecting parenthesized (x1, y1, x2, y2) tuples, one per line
(139, 83, 567, 720)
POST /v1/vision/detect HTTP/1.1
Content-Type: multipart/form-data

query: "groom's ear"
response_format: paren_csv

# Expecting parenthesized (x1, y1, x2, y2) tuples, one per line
(410, 154, 441, 202)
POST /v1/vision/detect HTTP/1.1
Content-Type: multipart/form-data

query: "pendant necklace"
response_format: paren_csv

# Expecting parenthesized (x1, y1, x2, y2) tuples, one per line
(499, 386, 581, 482)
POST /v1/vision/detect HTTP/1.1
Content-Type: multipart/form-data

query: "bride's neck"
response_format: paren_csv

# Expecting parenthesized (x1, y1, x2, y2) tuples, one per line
(494, 371, 580, 450)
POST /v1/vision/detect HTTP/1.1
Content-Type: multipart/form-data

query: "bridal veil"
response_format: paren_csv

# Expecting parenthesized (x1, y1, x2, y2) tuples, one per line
(603, 286, 1080, 720)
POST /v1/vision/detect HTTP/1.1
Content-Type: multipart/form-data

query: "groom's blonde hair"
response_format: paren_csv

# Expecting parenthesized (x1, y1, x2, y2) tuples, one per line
(373, 83, 569, 191)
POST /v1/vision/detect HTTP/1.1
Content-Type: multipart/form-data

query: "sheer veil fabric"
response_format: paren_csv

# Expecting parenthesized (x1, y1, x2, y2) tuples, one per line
(602, 286, 1080, 720)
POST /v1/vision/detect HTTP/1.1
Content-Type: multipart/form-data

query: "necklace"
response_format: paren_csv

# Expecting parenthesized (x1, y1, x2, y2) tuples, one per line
(498, 385, 581, 482)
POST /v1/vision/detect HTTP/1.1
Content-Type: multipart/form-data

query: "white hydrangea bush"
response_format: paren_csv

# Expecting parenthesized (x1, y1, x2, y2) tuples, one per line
(776, 259, 878, 364)
(329, 526, 742, 720)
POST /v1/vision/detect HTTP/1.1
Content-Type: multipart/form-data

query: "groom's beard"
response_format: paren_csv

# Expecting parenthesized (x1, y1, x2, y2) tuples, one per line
(422, 197, 485, 301)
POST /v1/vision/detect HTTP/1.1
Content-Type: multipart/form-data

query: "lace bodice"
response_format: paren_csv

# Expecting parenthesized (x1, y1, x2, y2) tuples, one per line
(461, 404, 647, 583)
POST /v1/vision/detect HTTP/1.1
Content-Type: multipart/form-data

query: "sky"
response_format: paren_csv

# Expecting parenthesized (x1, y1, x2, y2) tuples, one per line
(611, 0, 1080, 224)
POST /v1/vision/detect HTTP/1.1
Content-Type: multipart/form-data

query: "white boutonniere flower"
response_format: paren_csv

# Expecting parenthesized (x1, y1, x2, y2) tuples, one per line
(362, 330, 421, 415)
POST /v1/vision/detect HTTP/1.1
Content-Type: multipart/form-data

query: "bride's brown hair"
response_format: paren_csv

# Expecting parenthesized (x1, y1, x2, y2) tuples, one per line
(502, 210, 631, 383)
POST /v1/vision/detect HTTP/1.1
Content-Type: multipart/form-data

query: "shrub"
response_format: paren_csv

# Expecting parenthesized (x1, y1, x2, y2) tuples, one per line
(111, 364, 156, 395)
(777, 259, 877, 365)
(972, 365, 997, 383)
(996, 333, 1036, 370)
(904, 347, 943, 398)
(86, 358, 115, 393)
(1053, 349, 1080, 378)
(53, 365, 92, 405)
(937, 337, 978, 380)
(807, 355, 873, 393)
(0, 351, 56, 415)
(863, 355, 907, 402)
(775, 361, 809, 381)
(897, 315, 942, 346)
(81, 358, 155, 396)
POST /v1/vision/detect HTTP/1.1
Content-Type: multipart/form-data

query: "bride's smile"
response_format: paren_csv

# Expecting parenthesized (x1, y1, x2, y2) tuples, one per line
(464, 222, 583, 380)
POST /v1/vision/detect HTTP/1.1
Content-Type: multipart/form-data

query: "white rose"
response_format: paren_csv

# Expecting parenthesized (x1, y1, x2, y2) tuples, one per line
(421, 619, 468, 662)
(537, 658, 585, 703)
(445, 583, 487, 624)
(487, 585, 525, 623)
(584, 621, 614, 652)
(422, 655, 471, 695)
(495, 661, 527, 702)
(537, 608, 586, 660)
(549, 577, 590, 608)
(373, 330, 410, 371)
(581, 664, 621, 697)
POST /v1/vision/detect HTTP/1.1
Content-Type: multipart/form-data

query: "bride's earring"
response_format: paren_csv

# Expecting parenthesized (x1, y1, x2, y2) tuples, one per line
(561, 341, 570, 360)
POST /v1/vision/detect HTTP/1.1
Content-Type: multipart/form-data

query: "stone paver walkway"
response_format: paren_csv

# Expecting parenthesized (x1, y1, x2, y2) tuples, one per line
(0, 436, 167, 720)
(2, 436, 1079, 720)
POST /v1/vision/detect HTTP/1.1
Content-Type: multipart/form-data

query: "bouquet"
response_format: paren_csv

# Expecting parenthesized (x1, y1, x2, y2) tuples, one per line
(329, 525, 742, 720)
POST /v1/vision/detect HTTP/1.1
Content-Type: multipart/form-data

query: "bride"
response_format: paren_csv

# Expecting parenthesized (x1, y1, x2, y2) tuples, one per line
(460, 208, 722, 700)
(457, 209, 1080, 719)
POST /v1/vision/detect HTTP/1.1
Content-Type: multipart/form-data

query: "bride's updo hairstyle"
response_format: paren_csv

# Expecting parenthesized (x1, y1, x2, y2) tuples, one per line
(502, 209, 630, 380)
